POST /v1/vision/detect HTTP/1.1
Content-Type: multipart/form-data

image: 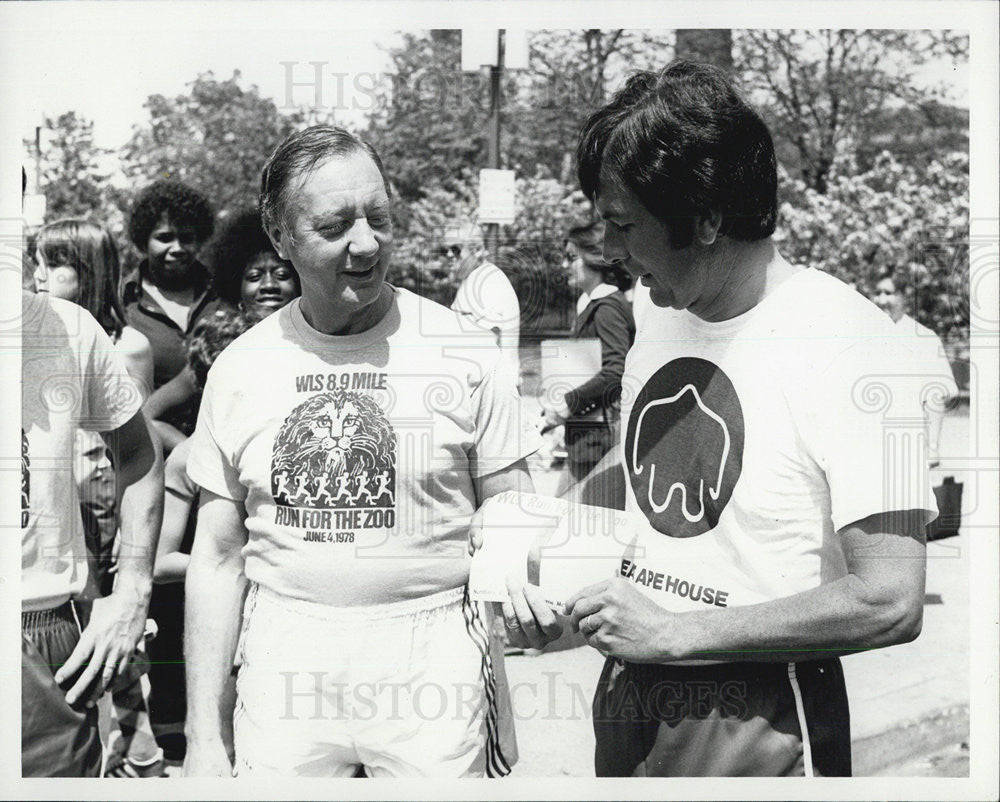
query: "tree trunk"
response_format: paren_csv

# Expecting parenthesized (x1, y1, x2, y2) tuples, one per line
(674, 30, 733, 71)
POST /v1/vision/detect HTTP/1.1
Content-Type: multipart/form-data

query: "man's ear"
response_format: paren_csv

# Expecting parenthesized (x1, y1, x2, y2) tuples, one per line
(694, 211, 723, 246)
(266, 221, 290, 260)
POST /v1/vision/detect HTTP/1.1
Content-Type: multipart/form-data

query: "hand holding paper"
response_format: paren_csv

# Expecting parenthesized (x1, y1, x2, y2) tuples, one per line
(469, 491, 631, 610)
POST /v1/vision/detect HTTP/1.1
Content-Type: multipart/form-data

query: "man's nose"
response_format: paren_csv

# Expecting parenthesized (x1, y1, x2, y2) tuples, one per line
(602, 226, 626, 264)
(348, 219, 379, 256)
(259, 270, 278, 288)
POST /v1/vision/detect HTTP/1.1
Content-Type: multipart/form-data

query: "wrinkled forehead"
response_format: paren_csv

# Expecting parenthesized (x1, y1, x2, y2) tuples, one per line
(285, 153, 390, 221)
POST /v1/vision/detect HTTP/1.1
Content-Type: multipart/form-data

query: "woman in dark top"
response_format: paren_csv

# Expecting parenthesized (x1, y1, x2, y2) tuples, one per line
(123, 180, 219, 451)
(143, 208, 301, 431)
(544, 221, 635, 497)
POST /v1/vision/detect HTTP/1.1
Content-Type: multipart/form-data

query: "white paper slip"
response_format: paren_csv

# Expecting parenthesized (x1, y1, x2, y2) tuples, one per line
(468, 491, 634, 608)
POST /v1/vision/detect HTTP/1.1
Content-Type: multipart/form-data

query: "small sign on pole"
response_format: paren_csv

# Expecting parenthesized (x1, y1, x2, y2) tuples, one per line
(478, 169, 516, 225)
(461, 30, 498, 71)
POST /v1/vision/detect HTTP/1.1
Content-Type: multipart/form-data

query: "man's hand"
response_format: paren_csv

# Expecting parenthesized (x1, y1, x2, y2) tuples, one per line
(565, 577, 679, 663)
(53, 587, 149, 707)
(499, 579, 563, 650)
(183, 738, 234, 777)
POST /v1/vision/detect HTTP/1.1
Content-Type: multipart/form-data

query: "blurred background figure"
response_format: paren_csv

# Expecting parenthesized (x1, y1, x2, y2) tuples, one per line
(443, 221, 522, 383)
(541, 220, 635, 501)
(873, 271, 959, 466)
(143, 207, 300, 428)
(123, 180, 220, 453)
(146, 308, 258, 765)
(34, 218, 162, 778)
(34, 219, 154, 395)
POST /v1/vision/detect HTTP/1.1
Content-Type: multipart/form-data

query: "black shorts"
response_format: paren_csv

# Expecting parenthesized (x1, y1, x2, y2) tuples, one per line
(593, 657, 851, 777)
(21, 601, 103, 778)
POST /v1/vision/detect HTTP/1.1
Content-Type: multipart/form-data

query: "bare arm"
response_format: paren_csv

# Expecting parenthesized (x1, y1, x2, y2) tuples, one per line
(54, 410, 164, 705)
(566, 509, 927, 663)
(117, 327, 155, 402)
(153, 449, 196, 584)
(145, 365, 197, 421)
(183, 490, 249, 776)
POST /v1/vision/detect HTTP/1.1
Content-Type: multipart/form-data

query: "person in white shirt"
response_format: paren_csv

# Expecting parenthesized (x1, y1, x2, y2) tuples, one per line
(564, 60, 937, 778)
(441, 223, 522, 383)
(182, 126, 559, 779)
(873, 272, 959, 466)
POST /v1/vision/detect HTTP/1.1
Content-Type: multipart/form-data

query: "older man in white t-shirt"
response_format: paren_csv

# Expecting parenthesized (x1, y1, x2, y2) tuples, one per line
(442, 224, 521, 383)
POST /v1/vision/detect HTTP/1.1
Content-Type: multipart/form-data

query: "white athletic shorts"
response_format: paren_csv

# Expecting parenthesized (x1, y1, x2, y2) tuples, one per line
(232, 583, 514, 777)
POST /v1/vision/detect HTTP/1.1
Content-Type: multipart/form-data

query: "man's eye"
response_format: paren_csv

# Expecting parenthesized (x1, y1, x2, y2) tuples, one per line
(322, 223, 349, 236)
(243, 271, 262, 282)
(274, 268, 294, 280)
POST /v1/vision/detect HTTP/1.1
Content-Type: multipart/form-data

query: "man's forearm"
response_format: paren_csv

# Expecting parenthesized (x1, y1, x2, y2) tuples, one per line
(184, 550, 247, 743)
(662, 571, 923, 663)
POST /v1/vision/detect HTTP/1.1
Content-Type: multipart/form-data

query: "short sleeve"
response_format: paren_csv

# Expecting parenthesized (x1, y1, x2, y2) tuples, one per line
(185, 367, 247, 502)
(467, 347, 541, 478)
(798, 338, 938, 531)
(81, 316, 143, 432)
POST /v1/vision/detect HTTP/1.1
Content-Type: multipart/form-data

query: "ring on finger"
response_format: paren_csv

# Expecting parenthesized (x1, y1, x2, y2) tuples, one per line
(504, 615, 521, 630)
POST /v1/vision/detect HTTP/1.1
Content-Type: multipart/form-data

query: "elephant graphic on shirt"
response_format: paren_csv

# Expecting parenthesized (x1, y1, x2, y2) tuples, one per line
(625, 358, 744, 538)
(630, 385, 730, 523)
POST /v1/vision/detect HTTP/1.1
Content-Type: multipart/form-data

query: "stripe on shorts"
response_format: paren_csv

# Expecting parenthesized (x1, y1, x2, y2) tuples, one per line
(787, 662, 815, 777)
(461, 587, 510, 778)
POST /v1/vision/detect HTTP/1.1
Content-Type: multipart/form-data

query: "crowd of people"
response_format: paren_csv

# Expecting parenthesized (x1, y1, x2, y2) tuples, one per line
(20, 59, 958, 780)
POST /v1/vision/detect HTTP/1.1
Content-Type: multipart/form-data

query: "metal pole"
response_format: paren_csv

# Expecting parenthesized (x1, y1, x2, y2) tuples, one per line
(485, 30, 505, 260)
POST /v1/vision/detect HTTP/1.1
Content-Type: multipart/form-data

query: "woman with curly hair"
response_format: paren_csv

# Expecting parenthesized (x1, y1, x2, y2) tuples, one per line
(208, 207, 300, 316)
(123, 179, 221, 450)
(542, 220, 635, 500)
(144, 208, 300, 437)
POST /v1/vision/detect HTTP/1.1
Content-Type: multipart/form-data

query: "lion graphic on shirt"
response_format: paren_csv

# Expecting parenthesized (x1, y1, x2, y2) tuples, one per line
(271, 390, 396, 508)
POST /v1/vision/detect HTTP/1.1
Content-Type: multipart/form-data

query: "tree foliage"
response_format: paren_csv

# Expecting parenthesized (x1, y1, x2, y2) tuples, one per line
(33, 111, 111, 221)
(736, 30, 969, 192)
(120, 71, 307, 214)
(776, 150, 969, 341)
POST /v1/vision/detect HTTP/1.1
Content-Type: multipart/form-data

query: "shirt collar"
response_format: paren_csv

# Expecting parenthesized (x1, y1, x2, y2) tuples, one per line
(122, 259, 211, 304)
(576, 282, 618, 316)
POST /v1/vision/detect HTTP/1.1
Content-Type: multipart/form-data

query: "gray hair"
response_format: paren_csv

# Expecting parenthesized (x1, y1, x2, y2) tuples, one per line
(258, 125, 392, 235)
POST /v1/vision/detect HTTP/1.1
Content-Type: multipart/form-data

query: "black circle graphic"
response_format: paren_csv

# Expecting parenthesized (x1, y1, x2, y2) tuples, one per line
(624, 357, 744, 538)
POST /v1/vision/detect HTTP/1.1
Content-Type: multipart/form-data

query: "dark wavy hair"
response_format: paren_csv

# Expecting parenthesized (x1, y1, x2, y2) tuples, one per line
(185, 308, 257, 391)
(36, 218, 127, 339)
(577, 60, 777, 248)
(128, 179, 215, 252)
(566, 220, 632, 292)
(206, 207, 299, 306)
(259, 125, 391, 234)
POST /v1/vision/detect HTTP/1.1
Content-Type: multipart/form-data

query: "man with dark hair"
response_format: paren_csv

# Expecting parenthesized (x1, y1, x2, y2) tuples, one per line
(565, 61, 936, 777)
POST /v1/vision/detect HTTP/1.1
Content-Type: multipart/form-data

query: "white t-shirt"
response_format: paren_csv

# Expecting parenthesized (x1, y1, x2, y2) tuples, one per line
(893, 313, 959, 409)
(187, 286, 540, 607)
(451, 262, 521, 379)
(616, 268, 937, 612)
(21, 292, 142, 611)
